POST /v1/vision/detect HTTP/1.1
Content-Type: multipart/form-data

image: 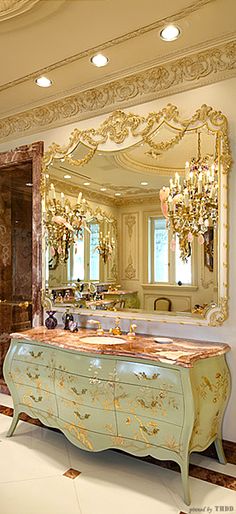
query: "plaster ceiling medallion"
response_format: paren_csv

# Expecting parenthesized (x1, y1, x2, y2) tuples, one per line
(0, 0, 40, 22)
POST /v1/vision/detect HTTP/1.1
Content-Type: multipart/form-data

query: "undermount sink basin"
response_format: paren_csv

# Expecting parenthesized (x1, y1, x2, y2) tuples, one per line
(79, 336, 126, 345)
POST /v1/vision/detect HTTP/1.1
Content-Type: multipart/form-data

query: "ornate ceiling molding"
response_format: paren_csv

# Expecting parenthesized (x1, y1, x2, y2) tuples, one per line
(1, 39, 236, 143)
(113, 152, 184, 175)
(0, 0, 40, 22)
(0, 0, 214, 93)
(52, 178, 160, 207)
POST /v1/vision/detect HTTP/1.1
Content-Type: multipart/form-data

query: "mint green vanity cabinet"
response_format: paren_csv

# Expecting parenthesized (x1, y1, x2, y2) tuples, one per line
(3, 337, 230, 506)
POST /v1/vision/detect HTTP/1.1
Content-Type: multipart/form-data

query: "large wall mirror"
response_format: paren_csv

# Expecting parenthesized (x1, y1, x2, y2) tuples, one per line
(42, 104, 231, 326)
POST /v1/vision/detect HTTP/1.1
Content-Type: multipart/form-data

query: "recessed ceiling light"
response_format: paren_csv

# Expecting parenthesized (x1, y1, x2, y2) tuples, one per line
(26, 182, 33, 187)
(141, 181, 148, 186)
(114, 192, 121, 196)
(64, 174, 71, 179)
(90, 53, 109, 67)
(35, 76, 52, 88)
(45, 173, 49, 179)
(160, 25, 180, 42)
(83, 182, 90, 186)
(100, 187, 107, 192)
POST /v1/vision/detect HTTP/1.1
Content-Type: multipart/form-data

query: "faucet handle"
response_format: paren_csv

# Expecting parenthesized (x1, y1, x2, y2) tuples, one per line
(127, 323, 137, 339)
(87, 319, 104, 335)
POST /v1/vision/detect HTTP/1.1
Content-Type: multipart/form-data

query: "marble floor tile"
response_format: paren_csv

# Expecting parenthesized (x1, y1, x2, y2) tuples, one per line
(0, 475, 82, 514)
(0, 414, 71, 483)
(75, 460, 178, 514)
(160, 464, 236, 513)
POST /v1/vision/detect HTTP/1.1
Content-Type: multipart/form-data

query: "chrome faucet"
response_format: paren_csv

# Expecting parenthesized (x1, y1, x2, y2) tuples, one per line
(88, 319, 104, 335)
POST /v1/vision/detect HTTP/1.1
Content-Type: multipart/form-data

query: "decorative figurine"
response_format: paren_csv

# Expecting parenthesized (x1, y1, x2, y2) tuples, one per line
(68, 320, 78, 332)
(45, 311, 58, 330)
(62, 308, 74, 330)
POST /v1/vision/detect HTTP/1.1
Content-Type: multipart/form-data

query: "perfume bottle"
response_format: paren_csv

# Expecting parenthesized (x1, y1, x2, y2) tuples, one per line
(45, 311, 58, 330)
(62, 308, 74, 330)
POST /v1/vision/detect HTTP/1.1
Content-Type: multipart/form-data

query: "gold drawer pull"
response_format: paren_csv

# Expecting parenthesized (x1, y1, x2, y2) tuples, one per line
(30, 395, 43, 403)
(71, 387, 87, 396)
(74, 410, 90, 421)
(27, 372, 40, 380)
(135, 371, 160, 381)
(140, 424, 159, 436)
(137, 398, 159, 409)
(29, 351, 43, 359)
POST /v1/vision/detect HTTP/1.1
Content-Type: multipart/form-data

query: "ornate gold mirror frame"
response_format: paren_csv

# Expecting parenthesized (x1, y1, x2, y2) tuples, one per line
(41, 104, 231, 326)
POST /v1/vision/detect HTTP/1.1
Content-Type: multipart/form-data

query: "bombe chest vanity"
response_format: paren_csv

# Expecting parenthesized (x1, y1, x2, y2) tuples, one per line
(3, 328, 230, 505)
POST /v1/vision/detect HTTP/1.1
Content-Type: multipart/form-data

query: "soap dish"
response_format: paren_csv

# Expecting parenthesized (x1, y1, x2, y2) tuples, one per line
(154, 337, 174, 344)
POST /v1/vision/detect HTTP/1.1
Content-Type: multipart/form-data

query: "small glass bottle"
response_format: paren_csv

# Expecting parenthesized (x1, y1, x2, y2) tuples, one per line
(45, 311, 58, 330)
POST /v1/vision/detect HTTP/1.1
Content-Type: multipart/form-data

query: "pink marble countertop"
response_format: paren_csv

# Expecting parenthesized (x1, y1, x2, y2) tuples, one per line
(10, 327, 230, 368)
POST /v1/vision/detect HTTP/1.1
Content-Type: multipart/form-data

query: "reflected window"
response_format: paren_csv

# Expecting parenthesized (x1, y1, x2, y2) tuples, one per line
(153, 218, 169, 282)
(72, 233, 85, 281)
(69, 223, 99, 282)
(149, 216, 193, 285)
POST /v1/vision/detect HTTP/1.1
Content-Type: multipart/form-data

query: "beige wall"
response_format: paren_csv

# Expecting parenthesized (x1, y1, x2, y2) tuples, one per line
(1, 77, 236, 441)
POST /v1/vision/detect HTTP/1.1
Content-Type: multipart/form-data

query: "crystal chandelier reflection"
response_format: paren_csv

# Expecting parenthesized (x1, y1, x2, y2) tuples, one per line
(96, 231, 115, 264)
(160, 133, 218, 261)
(45, 184, 92, 265)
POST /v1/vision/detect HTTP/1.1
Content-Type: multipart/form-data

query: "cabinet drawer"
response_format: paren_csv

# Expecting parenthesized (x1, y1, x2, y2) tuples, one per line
(15, 384, 57, 416)
(10, 361, 54, 391)
(58, 397, 117, 436)
(115, 383, 183, 426)
(55, 370, 115, 410)
(117, 412, 182, 451)
(116, 361, 182, 393)
(55, 350, 116, 381)
(13, 342, 54, 367)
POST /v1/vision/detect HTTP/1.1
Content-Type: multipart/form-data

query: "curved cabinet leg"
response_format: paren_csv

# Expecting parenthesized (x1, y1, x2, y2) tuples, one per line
(214, 437, 227, 464)
(7, 409, 20, 437)
(180, 456, 191, 506)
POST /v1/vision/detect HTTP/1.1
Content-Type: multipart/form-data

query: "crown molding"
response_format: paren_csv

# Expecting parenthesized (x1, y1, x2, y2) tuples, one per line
(1, 39, 236, 143)
(52, 177, 160, 207)
(0, 0, 39, 22)
(0, 0, 214, 94)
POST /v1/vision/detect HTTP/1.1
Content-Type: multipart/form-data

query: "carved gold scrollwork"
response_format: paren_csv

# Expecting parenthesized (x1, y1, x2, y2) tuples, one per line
(41, 289, 52, 311)
(208, 297, 228, 326)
